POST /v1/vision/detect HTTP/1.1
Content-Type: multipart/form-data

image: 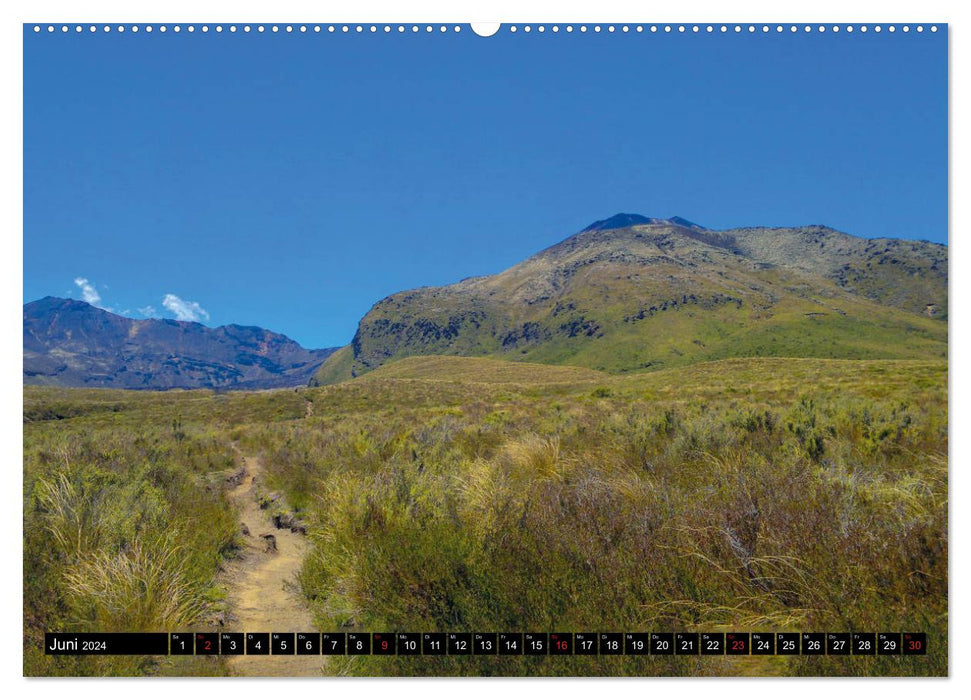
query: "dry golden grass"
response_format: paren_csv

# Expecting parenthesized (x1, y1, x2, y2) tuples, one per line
(24, 357, 947, 677)
(359, 355, 607, 384)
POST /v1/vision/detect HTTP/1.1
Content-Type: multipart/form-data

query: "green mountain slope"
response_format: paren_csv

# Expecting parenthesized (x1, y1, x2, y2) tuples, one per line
(313, 214, 947, 385)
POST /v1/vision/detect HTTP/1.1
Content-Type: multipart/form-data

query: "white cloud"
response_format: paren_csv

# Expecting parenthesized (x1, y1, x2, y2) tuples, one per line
(74, 277, 102, 306)
(137, 305, 157, 317)
(162, 293, 209, 323)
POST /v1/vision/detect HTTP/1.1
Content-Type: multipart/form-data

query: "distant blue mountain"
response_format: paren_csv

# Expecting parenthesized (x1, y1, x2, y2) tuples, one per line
(23, 297, 338, 390)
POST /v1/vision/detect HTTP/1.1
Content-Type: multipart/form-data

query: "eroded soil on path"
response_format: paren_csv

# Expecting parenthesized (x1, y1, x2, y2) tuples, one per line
(221, 454, 325, 676)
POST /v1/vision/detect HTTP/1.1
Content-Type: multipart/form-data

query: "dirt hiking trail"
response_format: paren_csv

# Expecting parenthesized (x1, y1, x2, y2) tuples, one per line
(222, 453, 325, 676)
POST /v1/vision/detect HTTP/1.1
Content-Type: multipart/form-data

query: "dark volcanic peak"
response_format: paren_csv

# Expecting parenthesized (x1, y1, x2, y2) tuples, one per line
(581, 213, 659, 231)
(581, 213, 706, 232)
(23, 297, 338, 390)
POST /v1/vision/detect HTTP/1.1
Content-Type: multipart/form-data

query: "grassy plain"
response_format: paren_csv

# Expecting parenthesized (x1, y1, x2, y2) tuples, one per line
(24, 356, 947, 676)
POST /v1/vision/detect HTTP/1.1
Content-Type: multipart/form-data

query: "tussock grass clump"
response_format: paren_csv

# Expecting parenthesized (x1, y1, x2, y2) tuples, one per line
(64, 533, 208, 631)
(499, 434, 565, 481)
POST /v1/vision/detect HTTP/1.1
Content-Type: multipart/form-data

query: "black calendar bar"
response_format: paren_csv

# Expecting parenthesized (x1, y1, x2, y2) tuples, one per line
(45, 633, 169, 655)
(43, 631, 928, 656)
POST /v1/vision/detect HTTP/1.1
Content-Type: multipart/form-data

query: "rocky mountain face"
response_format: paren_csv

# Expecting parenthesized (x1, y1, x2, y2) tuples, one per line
(24, 297, 337, 390)
(314, 214, 947, 384)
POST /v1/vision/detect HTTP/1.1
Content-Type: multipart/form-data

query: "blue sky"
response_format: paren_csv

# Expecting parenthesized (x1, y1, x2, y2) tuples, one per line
(24, 25, 947, 349)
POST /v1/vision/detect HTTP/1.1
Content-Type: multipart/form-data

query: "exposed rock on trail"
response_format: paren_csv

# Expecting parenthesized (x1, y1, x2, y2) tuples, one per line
(221, 454, 324, 676)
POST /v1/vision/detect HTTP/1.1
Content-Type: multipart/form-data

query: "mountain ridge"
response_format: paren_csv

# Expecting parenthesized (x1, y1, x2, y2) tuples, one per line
(24, 297, 338, 390)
